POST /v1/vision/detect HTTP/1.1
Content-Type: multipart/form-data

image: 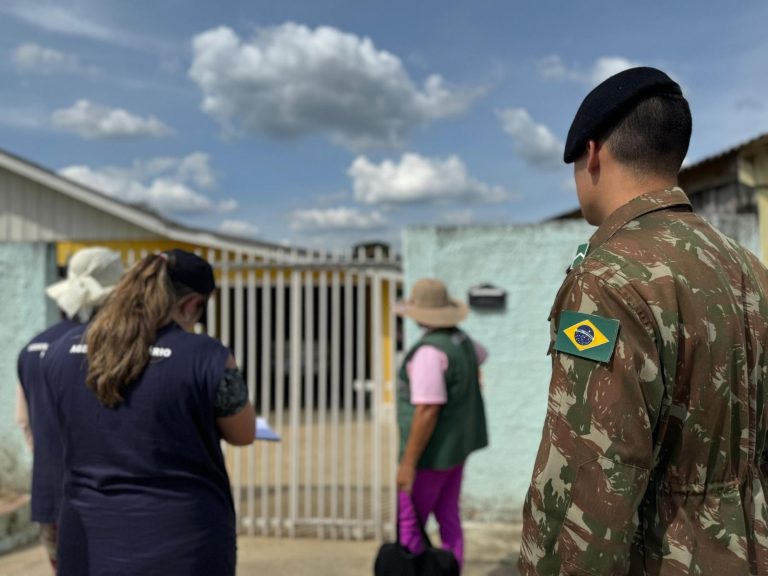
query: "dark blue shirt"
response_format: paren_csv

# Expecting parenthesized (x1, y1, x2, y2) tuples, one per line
(42, 322, 235, 576)
(17, 318, 81, 523)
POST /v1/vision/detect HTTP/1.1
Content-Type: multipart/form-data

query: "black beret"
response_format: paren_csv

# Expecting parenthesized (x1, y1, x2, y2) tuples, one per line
(563, 66, 683, 163)
(163, 249, 215, 296)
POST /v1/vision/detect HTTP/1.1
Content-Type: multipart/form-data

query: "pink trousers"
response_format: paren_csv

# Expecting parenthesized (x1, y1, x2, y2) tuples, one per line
(398, 463, 464, 567)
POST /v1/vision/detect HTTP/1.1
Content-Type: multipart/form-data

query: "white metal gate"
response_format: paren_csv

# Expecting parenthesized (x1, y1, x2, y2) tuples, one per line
(204, 248, 403, 540)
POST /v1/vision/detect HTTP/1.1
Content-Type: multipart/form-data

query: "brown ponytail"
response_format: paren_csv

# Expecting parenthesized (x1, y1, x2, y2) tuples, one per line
(86, 255, 176, 407)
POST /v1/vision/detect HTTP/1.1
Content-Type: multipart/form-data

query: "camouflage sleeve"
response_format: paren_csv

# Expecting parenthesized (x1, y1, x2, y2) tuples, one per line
(744, 251, 768, 482)
(519, 272, 664, 575)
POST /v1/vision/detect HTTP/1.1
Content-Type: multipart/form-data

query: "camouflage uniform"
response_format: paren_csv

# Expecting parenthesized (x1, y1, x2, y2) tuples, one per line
(520, 187, 768, 575)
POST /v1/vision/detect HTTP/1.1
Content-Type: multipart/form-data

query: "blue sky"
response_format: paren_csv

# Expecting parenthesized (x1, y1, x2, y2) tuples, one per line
(1, 1, 766, 250)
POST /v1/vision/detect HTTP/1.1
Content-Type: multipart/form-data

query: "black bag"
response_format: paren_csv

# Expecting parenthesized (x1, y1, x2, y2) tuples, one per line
(373, 500, 460, 576)
(374, 542, 459, 576)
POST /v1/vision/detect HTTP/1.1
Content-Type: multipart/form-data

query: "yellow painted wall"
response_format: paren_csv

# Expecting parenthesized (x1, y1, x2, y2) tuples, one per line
(58, 239, 394, 286)
(758, 189, 768, 265)
(382, 281, 393, 404)
(57, 239, 270, 281)
(741, 149, 768, 264)
(57, 239, 201, 266)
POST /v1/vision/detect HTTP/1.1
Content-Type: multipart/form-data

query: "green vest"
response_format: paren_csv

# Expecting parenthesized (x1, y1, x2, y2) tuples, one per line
(397, 328, 489, 469)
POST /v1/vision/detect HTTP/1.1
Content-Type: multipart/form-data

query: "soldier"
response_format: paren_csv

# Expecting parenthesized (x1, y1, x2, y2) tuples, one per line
(519, 67, 768, 575)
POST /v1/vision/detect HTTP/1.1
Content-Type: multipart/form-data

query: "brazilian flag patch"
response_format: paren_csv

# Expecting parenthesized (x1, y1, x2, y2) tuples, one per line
(554, 311, 620, 363)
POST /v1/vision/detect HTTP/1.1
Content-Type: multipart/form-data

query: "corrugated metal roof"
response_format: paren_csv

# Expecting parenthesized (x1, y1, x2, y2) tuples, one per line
(0, 147, 313, 260)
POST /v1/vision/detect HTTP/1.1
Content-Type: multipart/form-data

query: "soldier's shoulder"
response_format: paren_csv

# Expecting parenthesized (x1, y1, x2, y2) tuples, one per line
(579, 245, 657, 289)
(705, 224, 768, 277)
(553, 265, 633, 317)
(742, 246, 768, 286)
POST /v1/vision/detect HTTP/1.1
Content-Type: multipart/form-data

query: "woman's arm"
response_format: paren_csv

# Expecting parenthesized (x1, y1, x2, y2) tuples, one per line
(16, 384, 33, 450)
(216, 354, 256, 446)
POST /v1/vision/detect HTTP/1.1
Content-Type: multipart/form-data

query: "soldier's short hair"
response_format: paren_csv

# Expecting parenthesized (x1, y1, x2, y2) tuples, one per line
(602, 94, 692, 179)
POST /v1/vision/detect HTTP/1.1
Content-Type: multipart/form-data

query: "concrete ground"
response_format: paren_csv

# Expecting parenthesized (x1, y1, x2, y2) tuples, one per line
(0, 522, 520, 576)
(2, 416, 522, 574)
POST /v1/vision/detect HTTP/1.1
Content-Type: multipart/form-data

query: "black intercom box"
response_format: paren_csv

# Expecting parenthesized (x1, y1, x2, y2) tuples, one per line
(468, 284, 506, 310)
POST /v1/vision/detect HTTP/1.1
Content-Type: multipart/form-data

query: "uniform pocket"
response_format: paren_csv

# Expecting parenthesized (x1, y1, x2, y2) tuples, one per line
(558, 456, 649, 575)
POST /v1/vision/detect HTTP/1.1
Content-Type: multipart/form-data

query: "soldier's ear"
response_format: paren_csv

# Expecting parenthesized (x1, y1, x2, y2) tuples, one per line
(586, 140, 601, 174)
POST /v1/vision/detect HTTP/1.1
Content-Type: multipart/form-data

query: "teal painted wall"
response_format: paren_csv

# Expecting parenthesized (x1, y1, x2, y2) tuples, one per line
(402, 222, 594, 521)
(0, 243, 58, 493)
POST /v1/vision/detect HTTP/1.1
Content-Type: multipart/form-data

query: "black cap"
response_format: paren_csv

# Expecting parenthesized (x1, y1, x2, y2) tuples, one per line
(563, 66, 684, 163)
(163, 249, 215, 296)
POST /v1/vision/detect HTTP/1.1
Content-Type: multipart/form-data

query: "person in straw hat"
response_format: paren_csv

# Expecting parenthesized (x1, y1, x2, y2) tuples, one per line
(16, 246, 124, 572)
(395, 277, 489, 569)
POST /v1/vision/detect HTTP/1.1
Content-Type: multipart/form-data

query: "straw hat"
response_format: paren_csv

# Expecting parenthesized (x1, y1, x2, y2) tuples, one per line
(396, 278, 468, 328)
(46, 247, 124, 322)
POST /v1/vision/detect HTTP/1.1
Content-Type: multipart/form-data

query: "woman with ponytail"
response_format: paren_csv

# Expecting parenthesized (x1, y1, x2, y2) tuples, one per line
(41, 249, 254, 576)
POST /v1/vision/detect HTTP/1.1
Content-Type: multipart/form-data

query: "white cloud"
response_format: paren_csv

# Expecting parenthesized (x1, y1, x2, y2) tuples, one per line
(291, 207, 387, 232)
(59, 153, 235, 215)
(61, 167, 213, 213)
(2, 3, 117, 42)
(589, 57, 641, 85)
(12, 43, 96, 75)
(177, 152, 217, 189)
(497, 108, 563, 169)
(349, 153, 507, 205)
(0, 2, 173, 53)
(52, 100, 172, 139)
(220, 220, 260, 237)
(536, 55, 570, 80)
(536, 55, 641, 86)
(188, 24, 480, 149)
(104, 154, 217, 189)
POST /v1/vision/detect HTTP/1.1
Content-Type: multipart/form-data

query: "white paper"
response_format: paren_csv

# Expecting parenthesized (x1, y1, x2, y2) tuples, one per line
(255, 416, 280, 441)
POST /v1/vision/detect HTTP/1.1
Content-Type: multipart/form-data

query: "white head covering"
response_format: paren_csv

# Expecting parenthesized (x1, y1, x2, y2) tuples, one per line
(46, 247, 125, 322)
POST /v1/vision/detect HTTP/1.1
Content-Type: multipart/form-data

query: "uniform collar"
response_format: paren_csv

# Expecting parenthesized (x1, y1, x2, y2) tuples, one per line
(588, 186, 691, 252)
(157, 321, 183, 336)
